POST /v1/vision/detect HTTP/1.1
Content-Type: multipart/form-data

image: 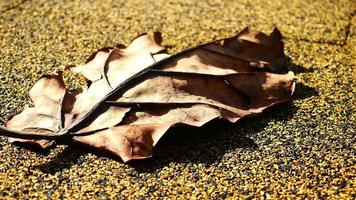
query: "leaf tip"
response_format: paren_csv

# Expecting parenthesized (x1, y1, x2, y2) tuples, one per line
(153, 31, 163, 45)
(287, 71, 296, 96)
(271, 27, 283, 40)
(236, 26, 250, 37)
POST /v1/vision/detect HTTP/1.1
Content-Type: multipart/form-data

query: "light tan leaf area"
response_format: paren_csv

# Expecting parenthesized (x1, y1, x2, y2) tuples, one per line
(0, 28, 295, 162)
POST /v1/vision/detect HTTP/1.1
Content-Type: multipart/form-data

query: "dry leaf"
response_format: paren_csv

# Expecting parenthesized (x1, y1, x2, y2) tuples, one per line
(0, 27, 295, 162)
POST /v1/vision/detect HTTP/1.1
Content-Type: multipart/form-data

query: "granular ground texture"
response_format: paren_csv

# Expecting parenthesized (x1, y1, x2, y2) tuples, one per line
(0, 0, 355, 199)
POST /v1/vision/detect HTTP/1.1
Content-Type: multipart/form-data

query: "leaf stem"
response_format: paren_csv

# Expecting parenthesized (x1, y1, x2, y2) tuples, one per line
(0, 126, 70, 140)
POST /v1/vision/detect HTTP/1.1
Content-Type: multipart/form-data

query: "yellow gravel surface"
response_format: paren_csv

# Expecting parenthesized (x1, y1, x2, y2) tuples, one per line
(0, 0, 355, 199)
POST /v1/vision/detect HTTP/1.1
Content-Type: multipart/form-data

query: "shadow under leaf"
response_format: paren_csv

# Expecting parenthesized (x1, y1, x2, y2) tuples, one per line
(12, 142, 52, 155)
(293, 82, 318, 100)
(36, 146, 84, 174)
(280, 56, 315, 74)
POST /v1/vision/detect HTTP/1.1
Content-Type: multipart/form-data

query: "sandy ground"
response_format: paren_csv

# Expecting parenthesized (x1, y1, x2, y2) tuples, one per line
(0, 0, 355, 199)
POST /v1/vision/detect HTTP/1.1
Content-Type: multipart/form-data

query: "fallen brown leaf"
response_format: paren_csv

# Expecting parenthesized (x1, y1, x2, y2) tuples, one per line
(0, 27, 295, 162)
